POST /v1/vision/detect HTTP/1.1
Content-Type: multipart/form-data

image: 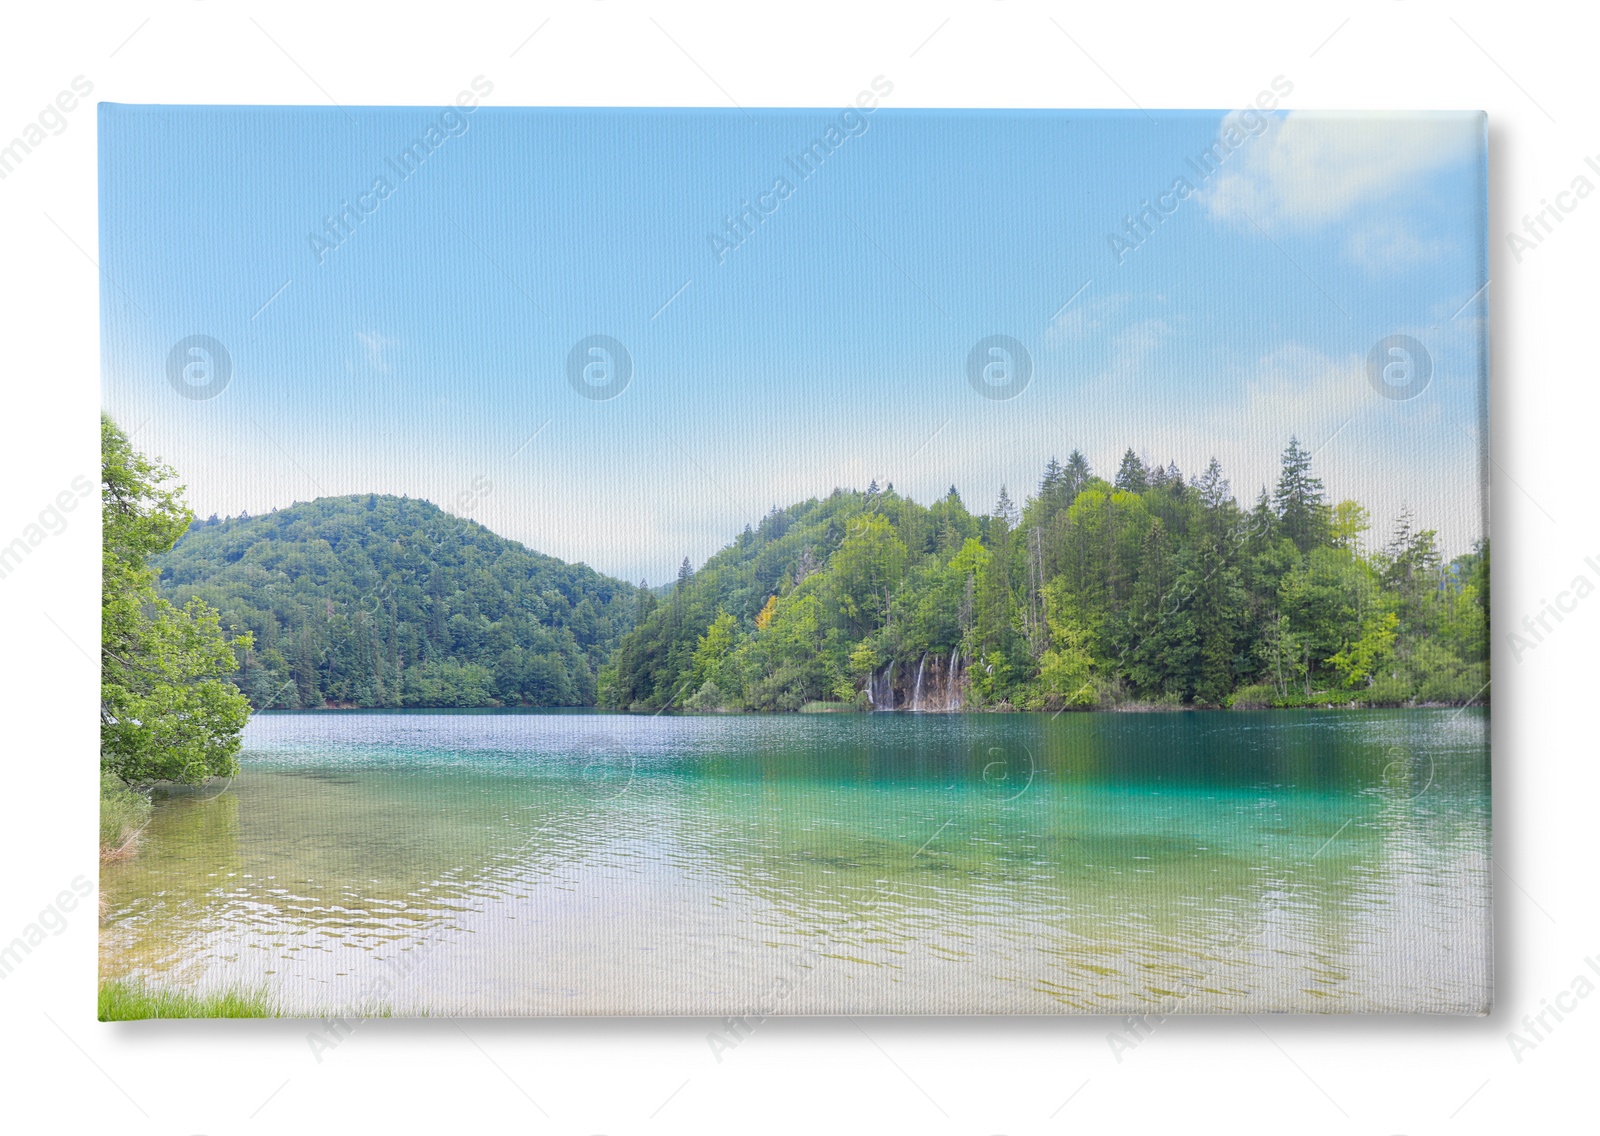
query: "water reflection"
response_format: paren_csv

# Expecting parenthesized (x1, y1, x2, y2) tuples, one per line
(100, 709, 1490, 1015)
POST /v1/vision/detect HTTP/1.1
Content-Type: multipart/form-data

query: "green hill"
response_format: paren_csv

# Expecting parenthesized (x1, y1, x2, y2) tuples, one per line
(607, 442, 1489, 713)
(153, 440, 1489, 715)
(157, 494, 641, 709)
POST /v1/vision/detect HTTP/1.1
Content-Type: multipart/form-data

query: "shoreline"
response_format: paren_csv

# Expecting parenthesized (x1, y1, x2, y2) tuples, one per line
(251, 700, 1489, 715)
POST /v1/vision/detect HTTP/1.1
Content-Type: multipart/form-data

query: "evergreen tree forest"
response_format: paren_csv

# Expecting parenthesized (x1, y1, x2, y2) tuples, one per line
(156, 495, 640, 709)
(604, 440, 1488, 712)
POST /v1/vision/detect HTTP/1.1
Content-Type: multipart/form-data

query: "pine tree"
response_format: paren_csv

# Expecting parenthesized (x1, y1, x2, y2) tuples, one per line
(1273, 437, 1330, 551)
(1382, 507, 1442, 634)
(1063, 450, 1091, 504)
(1190, 528, 1242, 704)
(1039, 457, 1064, 499)
(1123, 518, 1190, 695)
(1195, 457, 1231, 511)
(634, 579, 655, 627)
(1250, 487, 1275, 537)
(1114, 448, 1148, 493)
(994, 485, 1018, 526)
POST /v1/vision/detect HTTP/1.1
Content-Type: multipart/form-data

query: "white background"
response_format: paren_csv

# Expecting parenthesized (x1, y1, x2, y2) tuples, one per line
(0, 2, 1591, 1132)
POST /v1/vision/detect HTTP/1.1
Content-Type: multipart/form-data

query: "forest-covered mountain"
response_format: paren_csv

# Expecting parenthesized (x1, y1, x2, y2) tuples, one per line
(158, 440, 1488, 714)
(605, 440, 1488, 712)
(156, 495, 640, 709)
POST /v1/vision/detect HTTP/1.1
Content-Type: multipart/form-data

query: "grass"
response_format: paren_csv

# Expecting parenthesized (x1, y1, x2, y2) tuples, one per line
(99, 774, 152, 861)
(97, 979, 409, 1020)
(98, 979, 278, 1020)
(798, 700, 858, 713)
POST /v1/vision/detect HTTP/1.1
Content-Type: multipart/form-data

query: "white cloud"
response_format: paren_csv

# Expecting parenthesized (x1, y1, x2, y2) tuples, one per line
(1342, 220, 1452, 271)
(1045, 294, 1175, 377)
(1045, 292, 1132, 344)
(1108, 317, 1174, 376)
(355, 330, 398, 372)
(1234, 343, 1366, 436)
(1205, 111, 1482, 229)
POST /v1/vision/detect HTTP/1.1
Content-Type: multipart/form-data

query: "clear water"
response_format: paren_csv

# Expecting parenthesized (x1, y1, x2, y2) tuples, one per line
(99, 708, 1491, 1015)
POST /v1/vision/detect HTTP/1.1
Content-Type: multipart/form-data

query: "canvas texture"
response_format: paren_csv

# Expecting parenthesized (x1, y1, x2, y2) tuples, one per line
(97, 94, 1490, 1018)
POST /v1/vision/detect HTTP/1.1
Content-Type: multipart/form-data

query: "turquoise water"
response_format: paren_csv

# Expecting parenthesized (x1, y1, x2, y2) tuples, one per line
(99, 708, 1491, 1015)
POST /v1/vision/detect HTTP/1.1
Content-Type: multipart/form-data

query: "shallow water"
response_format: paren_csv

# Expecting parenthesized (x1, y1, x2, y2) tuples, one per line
(99, 708, 1491, 1015)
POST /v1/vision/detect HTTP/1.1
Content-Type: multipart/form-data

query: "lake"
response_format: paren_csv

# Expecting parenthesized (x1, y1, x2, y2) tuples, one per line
(99, 708, 1491, 1015)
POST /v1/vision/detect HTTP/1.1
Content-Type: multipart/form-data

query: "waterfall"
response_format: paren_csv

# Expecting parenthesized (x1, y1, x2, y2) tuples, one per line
(945, 646, 961, 710)
(879, 665, 890, 710)
(911, 653, 928, 712)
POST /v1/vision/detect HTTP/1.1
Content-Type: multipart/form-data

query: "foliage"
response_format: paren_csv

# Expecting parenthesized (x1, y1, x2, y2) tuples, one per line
(99, 773, 151, 856)
(606, 441, 1489, 712)
(155, 494, 640, 709)
(128, 426, 1487, 717)
(101, 417, 253, 785)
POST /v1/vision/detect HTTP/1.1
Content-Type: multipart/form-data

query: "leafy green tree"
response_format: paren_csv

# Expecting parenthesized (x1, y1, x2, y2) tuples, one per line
(1034, 577, 1096, 707)
(1256, 613, 1304, 700)
(689, 610, 740, 704)
(101, 416, 252, 784)
(825, 515, 908, 634)
(1327, 610, 1399, 690)
(1330, 500, 1371, 551)
(745, 588, 827, 709)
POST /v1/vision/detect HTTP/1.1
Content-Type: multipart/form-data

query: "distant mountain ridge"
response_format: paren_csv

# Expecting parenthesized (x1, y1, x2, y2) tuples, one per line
(157, 494, 641, 709)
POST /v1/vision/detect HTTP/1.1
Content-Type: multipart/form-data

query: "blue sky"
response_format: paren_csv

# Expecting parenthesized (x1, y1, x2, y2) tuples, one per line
(100, 103, 1487, 585)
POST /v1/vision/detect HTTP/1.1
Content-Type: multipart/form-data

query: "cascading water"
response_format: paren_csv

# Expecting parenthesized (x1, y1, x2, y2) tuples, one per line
(868, 653, 963, 712)
(882, 659, 897, 711)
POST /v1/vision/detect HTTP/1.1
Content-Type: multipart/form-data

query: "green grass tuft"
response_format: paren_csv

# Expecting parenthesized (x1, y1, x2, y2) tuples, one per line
(98, 979, 278, 1020)
(99, 774, 152, 859)
(798, 700, 857, 713)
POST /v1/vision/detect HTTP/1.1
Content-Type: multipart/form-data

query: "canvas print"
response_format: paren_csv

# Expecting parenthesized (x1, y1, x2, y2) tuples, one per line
(95, 91, 1490, 1019)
